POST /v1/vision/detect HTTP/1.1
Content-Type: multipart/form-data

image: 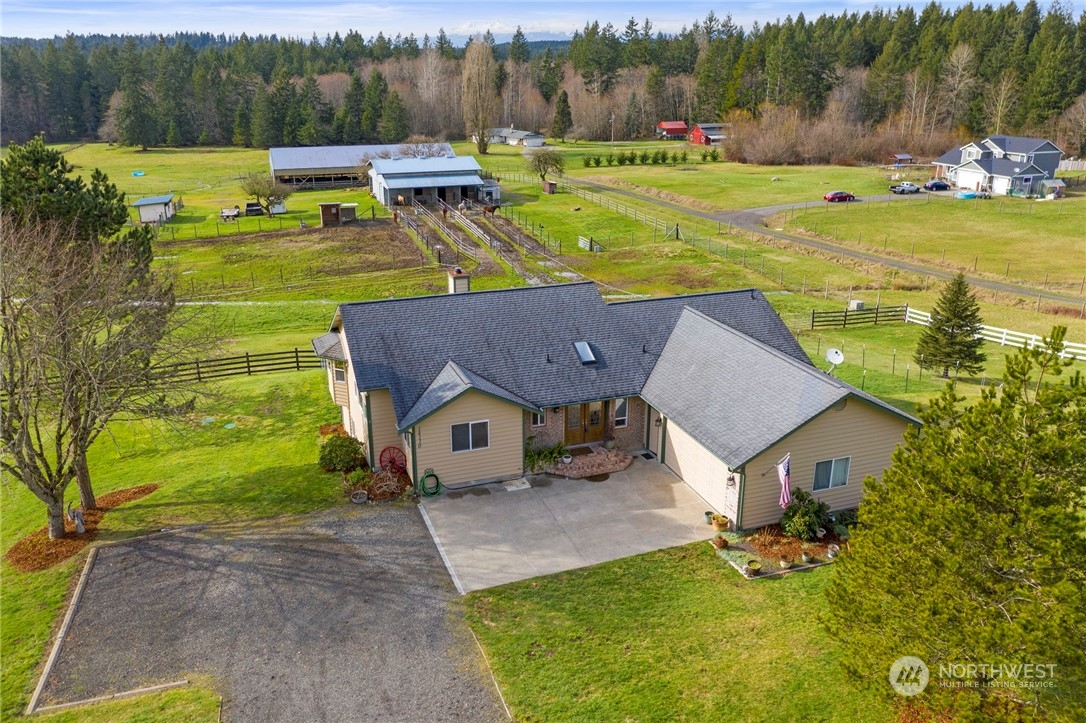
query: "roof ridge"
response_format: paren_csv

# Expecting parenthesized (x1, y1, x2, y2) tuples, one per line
(337, 281, 597, 310)
(608, 288, 762, 306)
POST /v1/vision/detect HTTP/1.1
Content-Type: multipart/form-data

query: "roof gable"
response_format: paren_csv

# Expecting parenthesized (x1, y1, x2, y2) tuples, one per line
(132, 194, 174, 206)
(641, 308, 915, 467)
(398, 361, 538, 430)
(369, 156, 482, 177)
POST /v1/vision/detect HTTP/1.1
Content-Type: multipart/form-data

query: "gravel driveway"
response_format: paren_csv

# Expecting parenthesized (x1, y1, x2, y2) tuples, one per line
(39, 504, 506, 722)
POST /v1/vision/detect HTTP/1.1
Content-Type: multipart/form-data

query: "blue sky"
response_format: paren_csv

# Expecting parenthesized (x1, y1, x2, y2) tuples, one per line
(2, 1, 1084, 41)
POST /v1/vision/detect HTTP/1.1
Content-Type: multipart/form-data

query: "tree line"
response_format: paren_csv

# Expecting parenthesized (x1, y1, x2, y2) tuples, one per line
(3, 3, 1085, 159)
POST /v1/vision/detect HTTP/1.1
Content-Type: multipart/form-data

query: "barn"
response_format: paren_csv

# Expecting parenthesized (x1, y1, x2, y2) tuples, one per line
(368, 156, 485, 208)
(689, 123, 726, 146)
(269, 143, 454, 189)
(655, 121, 688, 140)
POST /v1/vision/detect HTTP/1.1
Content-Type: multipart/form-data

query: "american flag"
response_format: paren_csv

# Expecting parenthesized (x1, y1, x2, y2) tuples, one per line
(777, 454, 792, 509)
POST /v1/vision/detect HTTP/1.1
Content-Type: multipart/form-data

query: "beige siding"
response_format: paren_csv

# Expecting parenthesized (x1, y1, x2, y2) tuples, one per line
(414, 391, 523, 486)
(367, 388, 403, 464)
(740, 398, 910, 530)
(664, 420, 739, 520)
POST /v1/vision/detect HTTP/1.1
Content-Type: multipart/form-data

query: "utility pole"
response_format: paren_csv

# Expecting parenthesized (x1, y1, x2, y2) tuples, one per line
(610, 112, 615, 147)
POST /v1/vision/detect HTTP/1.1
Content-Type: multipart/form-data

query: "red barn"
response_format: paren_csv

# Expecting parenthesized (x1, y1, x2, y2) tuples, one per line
(689, 123, 727, 146)
(655, 121, 688, 140)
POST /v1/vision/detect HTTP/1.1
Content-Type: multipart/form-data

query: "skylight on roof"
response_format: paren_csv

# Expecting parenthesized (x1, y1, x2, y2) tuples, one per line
(573, 341, 596, 365)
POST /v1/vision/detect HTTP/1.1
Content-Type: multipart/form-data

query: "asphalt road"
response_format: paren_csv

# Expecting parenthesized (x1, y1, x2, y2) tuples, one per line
(570, 177, 1085, 307)
(41, 506, 506, 723)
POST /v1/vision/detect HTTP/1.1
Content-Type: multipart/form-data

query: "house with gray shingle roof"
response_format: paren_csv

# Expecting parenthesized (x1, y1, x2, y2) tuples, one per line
(481, 127, 545, 148)
(312, 279, 916, 530)
(932, 135, 1064, 196)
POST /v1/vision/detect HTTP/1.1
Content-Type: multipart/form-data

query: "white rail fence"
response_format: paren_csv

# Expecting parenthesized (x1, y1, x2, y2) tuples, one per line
(905, 308, 1086, 360)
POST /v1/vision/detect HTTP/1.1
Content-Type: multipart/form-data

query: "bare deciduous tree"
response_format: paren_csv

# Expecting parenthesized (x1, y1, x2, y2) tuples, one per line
(240, 172, 295, 215)
(940, 44, 977, 132)
(984, 70, 1021, 136)
(461, 40, 499, 153)
(1, 217, 221, 538)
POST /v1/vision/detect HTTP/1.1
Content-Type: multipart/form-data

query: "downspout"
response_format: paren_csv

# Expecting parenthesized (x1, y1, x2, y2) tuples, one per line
(735, 466, 746, 531)
(363, 393, 375, 468)
(410, 428, 419, 488)
(659, 417, 668, 466)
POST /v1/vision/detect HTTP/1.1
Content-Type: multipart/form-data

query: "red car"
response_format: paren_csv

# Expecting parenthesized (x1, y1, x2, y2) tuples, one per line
(823, 191, 855, 203)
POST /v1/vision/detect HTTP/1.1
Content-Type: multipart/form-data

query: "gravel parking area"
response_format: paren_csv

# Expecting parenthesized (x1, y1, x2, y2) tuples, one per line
(39, 504, 506, 722)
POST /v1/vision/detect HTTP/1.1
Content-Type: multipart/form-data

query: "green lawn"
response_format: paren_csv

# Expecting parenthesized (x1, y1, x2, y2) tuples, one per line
(0, 372, 345, 719)
(466, 544, 895, 722)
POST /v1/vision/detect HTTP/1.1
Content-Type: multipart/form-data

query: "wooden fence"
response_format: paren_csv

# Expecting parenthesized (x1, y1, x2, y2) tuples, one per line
(810, 305, 909, 329)
(905, 308, 1086, 360)
(161, 348, 321, 382)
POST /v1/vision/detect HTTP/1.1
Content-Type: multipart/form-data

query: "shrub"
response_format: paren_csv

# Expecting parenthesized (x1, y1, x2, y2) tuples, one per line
(671, 151, 681, 164)
(780, 489, 830, 541)
(650, 150, 663, 164)
(639, 150, 651, 164)
(616, 153, 627, 166)
(680, 151, 688, 163)
(592, 155, 603, 167)
(582, 155, 593, 168)
(605, 152, 615, 166)
(524, 437, 571, 472)
(319, 434, 367, 476)
(700, 149, 709, 161)
(709, 149, 721, 162)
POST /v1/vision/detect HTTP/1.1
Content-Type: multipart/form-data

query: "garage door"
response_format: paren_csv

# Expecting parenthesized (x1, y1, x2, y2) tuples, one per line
(664, 420, 738, 520)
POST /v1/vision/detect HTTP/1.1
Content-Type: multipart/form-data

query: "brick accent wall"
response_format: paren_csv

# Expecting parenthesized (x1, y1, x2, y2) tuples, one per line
(524, 407, 565, 448)
(612, 397, 647, 450)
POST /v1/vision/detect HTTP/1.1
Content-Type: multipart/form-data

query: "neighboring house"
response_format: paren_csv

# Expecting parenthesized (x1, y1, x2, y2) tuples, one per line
(312, 279, 916, 531)
(932, 135, 1064, 196)
(689, 123, 726, 145)
(132, 194, 177, 224)
(269, 143, 455, 189)
(481, 127, 545, 147)
(368, 156, 485, 208)
(655, 121, 688, 140)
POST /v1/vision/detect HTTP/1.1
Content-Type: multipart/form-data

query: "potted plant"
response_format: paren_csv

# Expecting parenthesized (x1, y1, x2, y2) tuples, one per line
(560, 453, 573, 464)
(745, 560, 762, 577)
(801, 551, 814, 564)
(703, 511, 714, 525)
(603, 436, 616, 450)
(710, 513, 729, 531)
(826, 544, 840, 560)
(711, 535, 728, 550)
(779, 557, 792, 569)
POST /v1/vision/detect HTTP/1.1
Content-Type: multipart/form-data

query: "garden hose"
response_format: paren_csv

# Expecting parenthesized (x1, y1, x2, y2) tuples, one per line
(420, 468, 442, 497)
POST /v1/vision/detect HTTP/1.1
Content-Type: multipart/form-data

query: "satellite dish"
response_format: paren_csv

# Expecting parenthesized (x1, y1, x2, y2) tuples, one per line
(825, 348, 845, 375)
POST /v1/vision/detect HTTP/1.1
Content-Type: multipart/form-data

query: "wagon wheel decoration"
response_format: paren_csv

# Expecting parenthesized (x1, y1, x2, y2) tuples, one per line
(379, 446, 407, 474)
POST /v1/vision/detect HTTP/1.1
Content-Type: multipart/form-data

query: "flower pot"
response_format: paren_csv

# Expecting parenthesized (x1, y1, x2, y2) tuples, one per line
(703, 511, 714, 525)
(815, 527, 826, 539)
(603, 440, 615, 450)
(711, 516, 729, 531)
(826, 544, 840, 560)
(779, 558, 791, 569)
(801, 552, 813, 564)
(745, 560, 762, 577)
(560, 454, 573, 464)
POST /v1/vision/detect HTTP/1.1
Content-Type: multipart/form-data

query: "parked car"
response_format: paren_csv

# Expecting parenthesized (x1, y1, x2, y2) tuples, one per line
(888, 181, 921, 194)
(823, 191, 855, 203)
(923, 180, 950, 191)
(245, 202, 264, 216)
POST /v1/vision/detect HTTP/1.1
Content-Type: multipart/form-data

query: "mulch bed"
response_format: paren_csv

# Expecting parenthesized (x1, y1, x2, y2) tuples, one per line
(746, 524, 845, 563)
(319, 423, 346, 437)
(4, 484, 159, 573)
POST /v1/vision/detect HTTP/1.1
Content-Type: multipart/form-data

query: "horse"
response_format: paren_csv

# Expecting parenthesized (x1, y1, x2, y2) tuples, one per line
(482, 204, 499, 216)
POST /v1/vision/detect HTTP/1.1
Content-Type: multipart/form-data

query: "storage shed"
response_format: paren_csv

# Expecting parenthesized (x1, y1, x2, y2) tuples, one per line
(132, 194, 177, 224)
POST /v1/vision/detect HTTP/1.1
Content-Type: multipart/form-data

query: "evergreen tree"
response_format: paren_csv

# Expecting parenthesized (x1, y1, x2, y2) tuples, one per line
(825, 329, 1086, 721)
(361, 69, 388, 141)
(551, 90, 573, 140)
(378, 90, 410, 142)
(336, 72, 365, 143)
(232, 99, 251, 147)
(508, 27, 529, 64)
(914, 272, 986, 377)
(249, 84, 277, 148)
(435, 28, 456, 60)
(115, 39, 159, 150)
(532, 47, 564, 103)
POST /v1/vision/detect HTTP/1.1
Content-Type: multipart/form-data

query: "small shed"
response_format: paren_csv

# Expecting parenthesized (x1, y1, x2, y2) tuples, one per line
(1040, 179, 1066, 198)
(890, 153, 914, 166)
(689, 123, 726, 146)
(541, 180, 557, 195)
(319, 202, 358, 227)
(132, 194, 176, 224)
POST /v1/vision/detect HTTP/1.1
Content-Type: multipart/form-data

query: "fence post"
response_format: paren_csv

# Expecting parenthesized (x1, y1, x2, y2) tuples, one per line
(295, 348, 301, 370)
(195, 360, 202, 382)
(810, 309, 815, 329)
(245, 352, 252, 375)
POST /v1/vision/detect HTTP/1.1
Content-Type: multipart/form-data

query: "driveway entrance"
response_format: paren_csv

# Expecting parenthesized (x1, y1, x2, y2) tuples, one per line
(419, 457, 718, 593)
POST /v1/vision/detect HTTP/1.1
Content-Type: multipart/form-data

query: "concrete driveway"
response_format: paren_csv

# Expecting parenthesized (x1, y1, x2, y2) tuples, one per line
(420, 457, 716, 593)
(39, 506, 506, 722)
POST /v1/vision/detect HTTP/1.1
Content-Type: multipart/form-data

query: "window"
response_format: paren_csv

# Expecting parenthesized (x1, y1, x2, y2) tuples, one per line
(614, 398, 628, 428)
(451, 420, 489, 453)
(813, 456, 851, 491)
(530, 411, 545, 428)
(332, 361, 346, 383)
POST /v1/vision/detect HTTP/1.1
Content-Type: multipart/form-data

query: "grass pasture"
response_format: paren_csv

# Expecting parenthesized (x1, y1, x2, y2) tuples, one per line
(778, 194, 1086, 293)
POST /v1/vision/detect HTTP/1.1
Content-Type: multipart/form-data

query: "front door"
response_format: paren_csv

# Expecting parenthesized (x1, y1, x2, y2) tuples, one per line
(565, 402, 606, 446)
